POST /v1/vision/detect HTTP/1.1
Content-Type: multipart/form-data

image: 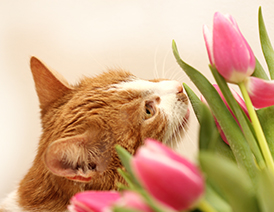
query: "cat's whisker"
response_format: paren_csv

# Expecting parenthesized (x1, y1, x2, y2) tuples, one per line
(172, 71, 184, 82)
(161, 49, 172, 79)
(87, 52, 107, 71)
(165, 67, 179, 81)
(167, 67, 180, 81)
(153, 46, 160, 79)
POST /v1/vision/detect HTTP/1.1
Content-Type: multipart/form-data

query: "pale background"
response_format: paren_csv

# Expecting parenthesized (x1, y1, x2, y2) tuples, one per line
(1, 0, 273, 199)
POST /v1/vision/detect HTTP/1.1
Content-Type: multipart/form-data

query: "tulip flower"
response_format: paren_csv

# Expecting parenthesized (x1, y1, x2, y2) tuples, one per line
(68, 191, 120, 212)
(245, 76, 274, 108)
(203, 12, 256, 83)
(112, 191, 153, 212)
(131, 139, 204, 211)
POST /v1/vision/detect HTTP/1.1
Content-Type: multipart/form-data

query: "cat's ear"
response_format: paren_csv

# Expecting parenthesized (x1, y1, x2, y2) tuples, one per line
(30, 57, 72, 109)
(44, 130, 111, 182)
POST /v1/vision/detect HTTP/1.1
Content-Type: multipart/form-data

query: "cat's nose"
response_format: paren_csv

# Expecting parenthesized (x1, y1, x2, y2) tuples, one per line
(177, 84, 183, 93)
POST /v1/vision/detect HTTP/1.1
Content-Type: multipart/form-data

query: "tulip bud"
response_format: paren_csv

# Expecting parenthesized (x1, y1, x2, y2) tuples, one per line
(203, 12, 256, 83)
(131, 139, 204, 211)
(68, 191, 120, 212)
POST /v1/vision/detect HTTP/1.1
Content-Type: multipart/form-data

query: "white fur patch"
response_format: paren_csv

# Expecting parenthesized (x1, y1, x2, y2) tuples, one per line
(0, 190, 69, 212)
(0, 190, 23, 212)
(117, 79, 182, 96)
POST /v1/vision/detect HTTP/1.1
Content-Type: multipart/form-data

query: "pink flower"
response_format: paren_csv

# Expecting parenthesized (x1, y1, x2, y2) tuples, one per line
(245, 76, 274, 108)
(113, 191, 153, 212)
(131, 139, 204, 211)
(203, 12, 255, 83)
(68, 191, 120, 212)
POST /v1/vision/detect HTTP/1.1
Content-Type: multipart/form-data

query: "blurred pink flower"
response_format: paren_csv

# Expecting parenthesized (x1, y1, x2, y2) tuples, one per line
(68, 191, 120, 212)
(131, 139, 204, 211)
(203, 12, 255, 83)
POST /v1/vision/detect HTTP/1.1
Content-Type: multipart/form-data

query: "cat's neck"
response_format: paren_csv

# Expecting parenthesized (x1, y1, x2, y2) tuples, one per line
(17, 157, 76, 211)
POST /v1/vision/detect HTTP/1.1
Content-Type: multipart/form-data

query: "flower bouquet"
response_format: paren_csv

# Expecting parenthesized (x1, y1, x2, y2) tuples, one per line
(68, 7, 274, 212)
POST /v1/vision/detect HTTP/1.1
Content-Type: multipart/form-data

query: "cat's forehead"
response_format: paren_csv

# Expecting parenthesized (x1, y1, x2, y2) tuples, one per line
(80, 70, 182, 96)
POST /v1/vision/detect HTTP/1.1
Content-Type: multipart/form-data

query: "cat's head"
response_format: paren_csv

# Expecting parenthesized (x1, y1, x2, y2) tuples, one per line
(30, 57, 189, 189)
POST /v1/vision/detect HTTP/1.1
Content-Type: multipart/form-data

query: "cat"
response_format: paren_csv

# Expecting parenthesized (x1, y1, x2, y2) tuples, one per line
(0, 57, 189, 212)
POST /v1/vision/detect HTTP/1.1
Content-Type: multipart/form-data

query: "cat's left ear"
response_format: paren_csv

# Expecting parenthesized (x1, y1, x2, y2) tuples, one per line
(43, 129, 112, 182)
(30, 57, 73, 109)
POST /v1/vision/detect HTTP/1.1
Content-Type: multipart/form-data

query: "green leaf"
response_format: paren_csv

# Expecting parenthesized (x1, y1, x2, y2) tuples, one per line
(184, 83, 236, 161)
(258, 6, 274, 79)
(117, 168, 134, 189)
(173, 40, 258, 181)
(115, 145, 141, 188)
(257, 106, 274, 159)
(113, 207, 143, 212)
(199, 152, 260, 212)
(214, 134, 236, 162)
(204, 184, 232, 212)
(252, 57, 269, 80)
(210, 66, 265, 170)
(183, 83, 203, 124)
(199, 103, 219, 151)
(116, 145, 133, 174)
(257, 169, 274, 212)
(183, 83, 218, 151)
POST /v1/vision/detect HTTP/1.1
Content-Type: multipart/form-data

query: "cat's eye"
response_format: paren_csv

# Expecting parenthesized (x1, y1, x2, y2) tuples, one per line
(145, 104, 155, 120)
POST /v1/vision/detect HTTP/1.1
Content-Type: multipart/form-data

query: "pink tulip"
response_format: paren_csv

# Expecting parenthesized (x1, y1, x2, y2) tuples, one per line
(245, 76, 274, 108)
(113, 191, 154, 212)
(202, 85, 250, 144)
(203, 12, 256, 83)
(68, 191, 120, 212)
(131, 139, 204, 211)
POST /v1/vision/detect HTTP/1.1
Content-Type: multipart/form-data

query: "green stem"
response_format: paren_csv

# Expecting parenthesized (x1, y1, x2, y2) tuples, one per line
(196, 199, 218, 212)
(238, 82, 274, 172)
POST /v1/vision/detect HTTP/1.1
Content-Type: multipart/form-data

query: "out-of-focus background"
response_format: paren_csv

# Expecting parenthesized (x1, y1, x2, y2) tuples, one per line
(1, 0, 273, 199)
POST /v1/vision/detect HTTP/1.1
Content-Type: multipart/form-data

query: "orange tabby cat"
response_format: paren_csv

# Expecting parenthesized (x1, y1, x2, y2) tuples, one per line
(0, 57, 189, 212)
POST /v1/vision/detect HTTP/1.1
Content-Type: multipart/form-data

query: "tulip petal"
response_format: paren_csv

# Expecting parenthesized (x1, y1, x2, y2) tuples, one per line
(144, 139, 202, 176)
(227, 14, 256, 68)
(132, 140, 204, 211)
(245, 76, 274, 108)
(213, 12, 255, 83)
(203, 25, 214, 65)
(68, 191, 120, 212)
